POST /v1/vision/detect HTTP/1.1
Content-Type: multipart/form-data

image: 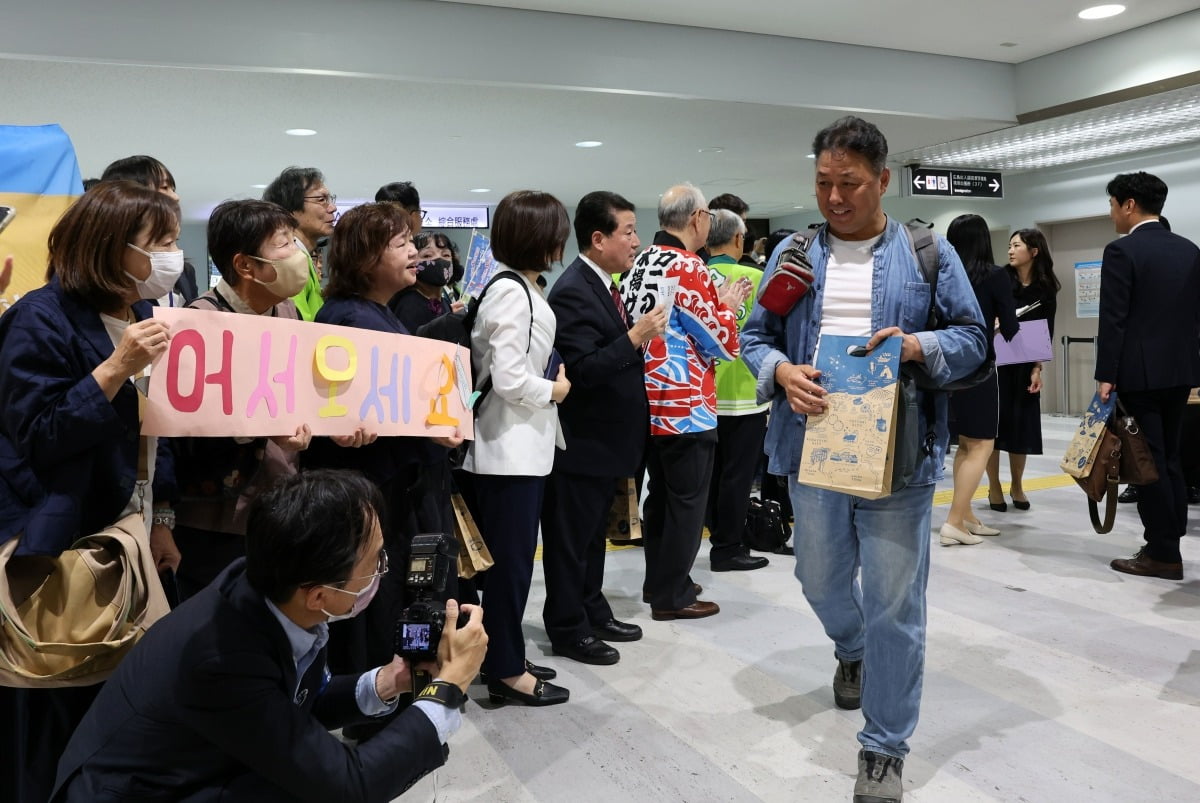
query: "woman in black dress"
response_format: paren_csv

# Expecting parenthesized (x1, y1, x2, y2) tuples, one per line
(987, 228, 1060, 511)
(942, 215, 1019, 545)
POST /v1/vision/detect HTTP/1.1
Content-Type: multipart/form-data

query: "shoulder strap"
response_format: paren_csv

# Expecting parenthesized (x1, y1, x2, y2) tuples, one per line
(467, 271, 534, 353)
(904, 223, 939, 329)
(1088, 480, 1119, 533)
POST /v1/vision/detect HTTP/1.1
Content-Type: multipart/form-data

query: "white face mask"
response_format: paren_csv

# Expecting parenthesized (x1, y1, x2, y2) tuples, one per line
(248, 250, 310, 298)
(319, 572, 381, 623)
(126, 243, 185, 299)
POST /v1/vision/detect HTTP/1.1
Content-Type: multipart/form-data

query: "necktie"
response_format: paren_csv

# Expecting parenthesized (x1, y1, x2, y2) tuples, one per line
(610, 283, 629, 328)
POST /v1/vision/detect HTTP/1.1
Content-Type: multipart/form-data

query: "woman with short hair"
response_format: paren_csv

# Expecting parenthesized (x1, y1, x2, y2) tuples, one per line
(461, 190, 572, 707)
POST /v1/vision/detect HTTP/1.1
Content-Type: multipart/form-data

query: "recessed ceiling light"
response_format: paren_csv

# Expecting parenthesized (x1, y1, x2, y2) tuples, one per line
(575, 140, 603, 148)
(469, 188, 491, 193)
(251, 184, 268, 189)
(284, 128, 317, 136)
(806, 154, 816, 159)
(698, 147, 724, 154)
(793, 206, 805, 209)
(1078, 4, 1125, 20)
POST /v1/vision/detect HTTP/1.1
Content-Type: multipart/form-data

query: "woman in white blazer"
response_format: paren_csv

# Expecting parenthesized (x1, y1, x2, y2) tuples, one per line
(462, 190, 572, 707)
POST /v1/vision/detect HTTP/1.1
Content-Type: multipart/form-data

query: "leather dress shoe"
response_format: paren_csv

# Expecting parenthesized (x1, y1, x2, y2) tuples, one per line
(1118, 485, 1139, 503)
(643, 582, 702, 603)
(1111, 548, 1183, 580)
(592, 618, 643, 642)
(711, 553, 769, 572)
(480, 658, 556, 684)
(651, 599, 720, 621)
(610, 536, 644, 547)
(487, 678, 570, 707)
(552, 635, 619, 665)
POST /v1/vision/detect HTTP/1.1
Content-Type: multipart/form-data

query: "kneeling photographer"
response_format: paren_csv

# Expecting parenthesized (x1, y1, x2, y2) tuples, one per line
(53, 470, 488, 803)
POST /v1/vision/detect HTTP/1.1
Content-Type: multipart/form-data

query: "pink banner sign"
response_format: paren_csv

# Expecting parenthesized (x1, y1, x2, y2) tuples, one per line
(142, 307, 474, 439)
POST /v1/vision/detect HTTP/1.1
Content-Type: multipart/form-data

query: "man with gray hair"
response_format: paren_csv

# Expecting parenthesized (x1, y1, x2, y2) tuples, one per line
(704, 210, 769, 573)
(620, 184, 750, 621)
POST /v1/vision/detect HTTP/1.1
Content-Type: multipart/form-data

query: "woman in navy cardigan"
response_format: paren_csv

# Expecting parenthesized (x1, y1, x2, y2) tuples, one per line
(0, 181, 183, 803)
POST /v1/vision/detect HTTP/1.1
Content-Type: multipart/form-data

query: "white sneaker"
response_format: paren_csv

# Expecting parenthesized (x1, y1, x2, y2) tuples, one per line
(962, 519, 1001, 536)
(939, 522, 982, 546)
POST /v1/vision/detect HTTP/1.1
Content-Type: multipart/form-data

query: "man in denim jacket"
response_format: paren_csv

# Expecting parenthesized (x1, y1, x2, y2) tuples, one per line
(741, 117, 985, 803)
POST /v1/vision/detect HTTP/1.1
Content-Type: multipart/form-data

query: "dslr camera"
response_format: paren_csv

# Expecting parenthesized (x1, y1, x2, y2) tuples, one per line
(394, 533, 457, 665)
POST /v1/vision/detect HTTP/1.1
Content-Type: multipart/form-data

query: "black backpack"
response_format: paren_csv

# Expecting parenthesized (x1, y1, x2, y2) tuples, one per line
(416, 271, 532, 410)
(744, 497, 790, 553)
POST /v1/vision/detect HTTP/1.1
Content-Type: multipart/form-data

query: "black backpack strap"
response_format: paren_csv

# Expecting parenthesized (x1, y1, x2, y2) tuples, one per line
(902, 223, 941, 456)
(468, 271, 536, 407)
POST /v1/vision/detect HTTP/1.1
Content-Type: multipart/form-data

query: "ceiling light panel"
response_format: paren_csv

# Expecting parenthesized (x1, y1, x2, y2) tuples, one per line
(893, 84, 1200, 173)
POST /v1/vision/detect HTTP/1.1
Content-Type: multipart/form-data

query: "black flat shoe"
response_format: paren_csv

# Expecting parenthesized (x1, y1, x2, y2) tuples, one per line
(1011, 496, 1030, 511)
(480, 659, 556, 683)
(525, 660, 556, 681)
(988, 500, 1007, 512)
(487, 678, 569, 707)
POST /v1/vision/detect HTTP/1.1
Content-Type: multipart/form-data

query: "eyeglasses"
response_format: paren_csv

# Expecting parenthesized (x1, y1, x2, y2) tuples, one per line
(694, 209, 716, 222)
(323, 547, 389, 592)
(304, 193, 338, 208)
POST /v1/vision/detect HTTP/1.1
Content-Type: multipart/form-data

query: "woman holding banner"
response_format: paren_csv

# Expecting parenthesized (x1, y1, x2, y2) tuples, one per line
(461, 190, 572, 708)
(307, 201, 462, 739)
(0, 181, 182, 802)
(156, 199, 315, 601)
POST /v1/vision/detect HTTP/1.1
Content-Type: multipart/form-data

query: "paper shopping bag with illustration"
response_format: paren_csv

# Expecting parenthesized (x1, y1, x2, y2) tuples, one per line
(799, 335, 903, 500)
(1060, 391, 1117, 479)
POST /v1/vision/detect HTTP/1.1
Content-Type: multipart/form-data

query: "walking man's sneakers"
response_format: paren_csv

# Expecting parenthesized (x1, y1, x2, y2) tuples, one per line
(854, 750, 904, 803)
(833, 657, 862, 710)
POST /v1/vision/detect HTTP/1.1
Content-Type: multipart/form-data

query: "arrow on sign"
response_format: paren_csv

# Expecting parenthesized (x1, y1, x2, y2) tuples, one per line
(913, 176, 925, 189)
(990, 179, 1000, 192)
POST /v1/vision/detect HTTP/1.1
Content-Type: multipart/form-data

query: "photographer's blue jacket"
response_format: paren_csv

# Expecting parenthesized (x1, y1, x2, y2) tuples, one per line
(740, 217, 986, 486)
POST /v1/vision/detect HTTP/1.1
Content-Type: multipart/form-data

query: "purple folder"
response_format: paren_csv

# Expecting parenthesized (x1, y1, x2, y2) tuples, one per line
(994, 318, 1052, 366)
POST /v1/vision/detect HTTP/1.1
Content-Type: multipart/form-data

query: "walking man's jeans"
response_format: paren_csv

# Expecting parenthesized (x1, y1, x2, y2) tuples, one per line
(788, 478, 933, 758)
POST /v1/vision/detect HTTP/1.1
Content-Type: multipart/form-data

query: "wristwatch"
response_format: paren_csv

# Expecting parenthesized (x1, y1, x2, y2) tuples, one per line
(415, 680, 467, 709)
(152, 508, 176, 530)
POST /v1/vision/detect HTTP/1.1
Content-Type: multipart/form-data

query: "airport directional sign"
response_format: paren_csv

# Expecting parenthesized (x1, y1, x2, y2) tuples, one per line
(904, 167, 1003, 199)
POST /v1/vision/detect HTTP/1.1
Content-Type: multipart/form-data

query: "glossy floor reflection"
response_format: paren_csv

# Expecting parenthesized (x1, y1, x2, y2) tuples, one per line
(401, 415, 1199, 802)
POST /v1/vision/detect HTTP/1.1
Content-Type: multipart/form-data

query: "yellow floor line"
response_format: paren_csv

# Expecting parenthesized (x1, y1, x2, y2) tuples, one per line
(931, 472, 1076, 507)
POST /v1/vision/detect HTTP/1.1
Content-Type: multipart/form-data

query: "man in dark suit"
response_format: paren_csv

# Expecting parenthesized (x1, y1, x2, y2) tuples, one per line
(541, 191, 667, 665)
(1096, 171, 1200, 581)
(53, 470, 488, 802)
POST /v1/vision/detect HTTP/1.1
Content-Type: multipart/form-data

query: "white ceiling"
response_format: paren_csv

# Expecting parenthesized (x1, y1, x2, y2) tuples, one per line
(2, 1, 1199, 225)
(441, 0, 1200, 62)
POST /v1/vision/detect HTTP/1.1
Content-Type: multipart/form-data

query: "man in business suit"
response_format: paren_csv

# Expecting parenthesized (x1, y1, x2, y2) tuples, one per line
(53, 470, 488, 802)
(542, 191, 667, 664)
(1096, 171, 1200, 581)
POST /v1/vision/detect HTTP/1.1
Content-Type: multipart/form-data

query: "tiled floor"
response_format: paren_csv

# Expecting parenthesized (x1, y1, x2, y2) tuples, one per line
(402, 416, 1200, 802)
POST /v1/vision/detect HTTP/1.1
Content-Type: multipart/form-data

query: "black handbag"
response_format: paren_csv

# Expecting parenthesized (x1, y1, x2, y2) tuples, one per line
(744, 497, 789, 553)
(1074, 400, 1159, 533)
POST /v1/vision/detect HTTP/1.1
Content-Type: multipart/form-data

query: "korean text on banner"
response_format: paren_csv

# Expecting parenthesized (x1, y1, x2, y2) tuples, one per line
(142, 307, 474, 439)
(799, 334, 903, 500)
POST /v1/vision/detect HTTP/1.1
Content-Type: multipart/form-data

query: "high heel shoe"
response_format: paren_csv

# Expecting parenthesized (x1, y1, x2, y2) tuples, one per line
(963, 520, 1001, 536)
(988, 498, 1007, 512)
(940, 522, 983, 546)
(1011, 495, 1031, 511)
(487, 677, 570, 707)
